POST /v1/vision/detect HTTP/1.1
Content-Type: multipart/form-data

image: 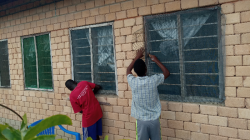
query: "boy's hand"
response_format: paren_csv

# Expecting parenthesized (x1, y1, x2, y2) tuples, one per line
(149, 54, 159, 62)
(135, 48, 145, 59)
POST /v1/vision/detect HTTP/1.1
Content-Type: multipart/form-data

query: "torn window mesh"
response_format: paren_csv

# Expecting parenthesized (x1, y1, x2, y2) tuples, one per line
(0, 40, 10, 87)
(145, 7, 223, 103)
(71, 25, 116, 94)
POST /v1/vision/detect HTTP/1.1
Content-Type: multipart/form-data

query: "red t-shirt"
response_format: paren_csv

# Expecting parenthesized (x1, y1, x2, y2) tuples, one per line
(70, 81, 103, 127)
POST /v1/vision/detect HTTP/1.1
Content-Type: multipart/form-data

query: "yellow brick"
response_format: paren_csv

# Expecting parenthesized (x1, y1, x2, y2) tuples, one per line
(121, 1, 134, 10)
(161, 111, 175, 120)
(115, 36, 126, 44)
(222, 24, 234, 35)
(124, 18, 136, 27)
(99, 6, 110, 14)
(236, 66, 250, 76)
(127, 8, 138, 18)
(165, 1, 181, 12)
(225, 13, 240, 24)
(117, 98, 128, 106)
(219, 0, 237, 3)
(116, 11, 126, 20)
(184, 122, 200, 132)
(183, 103, 199, 113)
(209, 116, 227, 126)
(109, 126, 118, 134)
(219, 127, 237, 138)
(241, 11, 250, 22)
(235, 0, 250, 12)
(114, 120, 124, 128)
(238, 87, 250, 97)
(105, 13, 116, 21)
(218, 106, 237, 118)
(125, 122, 135, 130)
(210, 135, 228, 140)
(110, 4, 121, 12)
(235, 22, 250, 34)
(113, 106, 123, 113)
(86, 17, 95, 25)
(225, 35, 240, 45)
(82, 10, 90, 18)
(221, 3, 234, 14)
(191, 132, 209, 140)
(90, 8, 99, 16)
(120, 27, 132, 36)
(138, 6, 151, 16)
(192, 114, 208, 124)
(119, 128, 129, 137)
(226, 56, 242, 66)
(181, 0, 198, 9)
(86, 1, 94, 9)
(239, 108, 250, 119)
(152, 4, 165, 14)
(201, 124, 218, 135)
(76, 3, 85, 11)
(108, 112, 119, 120)
(176, 112, 191, 121)
(235, 45, 250, 55)
(225, 97, 245, 107)
(243, 77, 250, 87)
(161, 128, 175, 137)
(134, 0, 147, 8)
(199, 0, 218, 6)
(168, 120, 183, 130)
(228, 118, 247, 129)
(238, 129, 250, 139)
(117, 68, 126, 75)
(242, 33, 250, 44)
(176, 130, 190, 139)
(96, 15, 105, 23)
(226, 66, 235, 76)
(119, 114, 130, 121)
(168, 102, 182, 111)
(200, 105, 217, 116)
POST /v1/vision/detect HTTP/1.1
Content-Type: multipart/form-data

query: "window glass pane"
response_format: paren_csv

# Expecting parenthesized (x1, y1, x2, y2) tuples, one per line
(36, 34, 53, 89)
(182, 9, 220, 99)
(0, 40, 10, 87)
(145, 15, 181, 95)
(92, 25, 116, 93)
(23, 37, 37, 88)
(71, 29, 92, 82)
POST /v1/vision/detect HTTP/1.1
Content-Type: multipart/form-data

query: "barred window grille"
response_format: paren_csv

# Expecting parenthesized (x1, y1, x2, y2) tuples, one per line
(0, 40, 10, 88)
(70, 23, 117, 95)
(21, 34, 53, 91)
(144, 7, 224, 103)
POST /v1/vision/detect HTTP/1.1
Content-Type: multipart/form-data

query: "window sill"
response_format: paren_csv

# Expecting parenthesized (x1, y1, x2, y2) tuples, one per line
(24, 88, 54, 92)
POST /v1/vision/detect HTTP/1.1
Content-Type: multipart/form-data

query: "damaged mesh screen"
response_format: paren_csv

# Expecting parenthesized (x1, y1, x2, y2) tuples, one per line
(71, 24, 116, 94)
(71, 29, 92, 83)
(145, 7, 224, 103)
(0, 40, 10, 87)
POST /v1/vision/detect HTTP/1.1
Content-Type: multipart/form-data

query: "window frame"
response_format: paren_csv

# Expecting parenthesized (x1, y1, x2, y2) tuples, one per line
(144, 7, 224, 103)
(21, 32, 54, 91)
(0, 39, 11, 88)
(69, 22, 118, 95)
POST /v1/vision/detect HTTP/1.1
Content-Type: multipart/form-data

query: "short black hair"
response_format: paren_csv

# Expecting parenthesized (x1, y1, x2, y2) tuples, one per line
(65, 79, 77, 91)
(134, 59, 147, 76)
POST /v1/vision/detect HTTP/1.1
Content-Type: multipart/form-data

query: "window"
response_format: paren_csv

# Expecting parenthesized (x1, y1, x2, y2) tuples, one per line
(0, 40, 10, 88)
(70, 23, 117, 95)
(144, 7, 223, 103)
(21, 34, 53, 91)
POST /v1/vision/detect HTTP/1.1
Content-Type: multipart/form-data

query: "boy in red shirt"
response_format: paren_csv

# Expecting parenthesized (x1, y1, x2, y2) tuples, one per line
(65, 80, 103, 140)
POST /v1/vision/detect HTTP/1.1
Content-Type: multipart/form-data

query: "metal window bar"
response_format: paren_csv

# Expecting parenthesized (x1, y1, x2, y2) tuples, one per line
(21, 33, 53, 91)
(70, 22, 118, 95)
(144, 6, 223, 103)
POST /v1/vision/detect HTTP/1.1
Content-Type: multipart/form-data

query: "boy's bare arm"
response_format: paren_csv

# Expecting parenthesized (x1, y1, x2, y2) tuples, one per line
(127, 48, 145, 76)
(149, 54, 170, 79)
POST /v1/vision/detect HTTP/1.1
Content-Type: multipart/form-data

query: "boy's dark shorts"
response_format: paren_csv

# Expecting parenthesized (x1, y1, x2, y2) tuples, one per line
(83, 118, 102, 140)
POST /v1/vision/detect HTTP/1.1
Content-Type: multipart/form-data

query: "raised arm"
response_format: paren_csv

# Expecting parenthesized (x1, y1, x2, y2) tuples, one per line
(127, 48, 145, 75)
(149, 54, 170, 79)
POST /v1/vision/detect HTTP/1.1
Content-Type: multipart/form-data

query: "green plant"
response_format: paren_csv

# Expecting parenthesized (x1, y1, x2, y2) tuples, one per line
(0, 113, 72, 140)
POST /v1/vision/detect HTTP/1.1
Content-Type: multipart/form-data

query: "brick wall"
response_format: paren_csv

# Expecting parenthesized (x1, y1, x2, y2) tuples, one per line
(0, 0, 250, 139)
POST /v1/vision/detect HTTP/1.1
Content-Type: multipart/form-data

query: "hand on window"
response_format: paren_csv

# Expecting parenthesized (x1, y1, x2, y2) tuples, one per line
(135, 48, 145, 59)
(149, 54, 159, 62)
(93, 84, 102, 94)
